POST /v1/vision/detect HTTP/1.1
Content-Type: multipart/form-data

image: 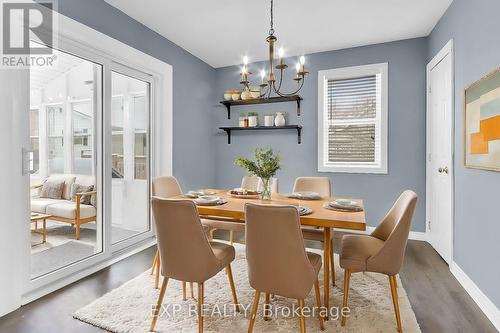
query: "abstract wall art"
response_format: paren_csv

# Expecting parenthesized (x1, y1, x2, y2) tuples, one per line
(465, 68, 500, 171)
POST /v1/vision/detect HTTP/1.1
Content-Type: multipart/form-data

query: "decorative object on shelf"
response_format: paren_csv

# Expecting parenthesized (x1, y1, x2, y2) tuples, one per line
(231, 91, 241, 101)
(239, 113, 247, 127)
(274, 112, 286, 126)
(250, 88, 261, 99)
(237, 0, 308, 99)
(465, 67, 500, 171)
(241, 90, 252, 100)
(264, 115, 274, 127)
(248, 112, 258, 127)
(220, 95, 302, 119)
(224, 90, 238, 101)
(220, 125, 302, 144)
(234, 147, 281, 200)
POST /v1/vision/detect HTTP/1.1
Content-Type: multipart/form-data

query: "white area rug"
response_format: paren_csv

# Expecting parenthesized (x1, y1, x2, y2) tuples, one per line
(74, 244, 421, 333)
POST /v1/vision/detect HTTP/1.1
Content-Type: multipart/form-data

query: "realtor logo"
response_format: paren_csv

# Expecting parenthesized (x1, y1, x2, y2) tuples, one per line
(1, 0, 57, 68)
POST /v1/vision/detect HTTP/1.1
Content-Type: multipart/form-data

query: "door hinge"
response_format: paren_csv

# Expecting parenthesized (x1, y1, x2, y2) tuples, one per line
(427, 220, 431, 230)
(428, 86, 432, 94)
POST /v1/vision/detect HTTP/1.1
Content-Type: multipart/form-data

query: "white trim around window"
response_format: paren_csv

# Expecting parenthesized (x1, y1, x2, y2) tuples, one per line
(318, 63, 388, 174)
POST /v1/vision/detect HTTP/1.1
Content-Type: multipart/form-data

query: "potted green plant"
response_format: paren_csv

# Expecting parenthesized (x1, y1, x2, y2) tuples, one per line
(234, 147, 281, 200)
(247, 112, 258, 127)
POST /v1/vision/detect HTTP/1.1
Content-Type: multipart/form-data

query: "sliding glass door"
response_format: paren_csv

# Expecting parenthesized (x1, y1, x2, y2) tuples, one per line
(29, 47, 103, 279)
(110, 70, 152, 245)
(27, 47, 155, 286)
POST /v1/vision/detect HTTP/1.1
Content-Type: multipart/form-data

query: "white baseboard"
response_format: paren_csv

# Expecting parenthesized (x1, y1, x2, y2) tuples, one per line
(450, 261, 500, 332)
(337, 226, 426, 242)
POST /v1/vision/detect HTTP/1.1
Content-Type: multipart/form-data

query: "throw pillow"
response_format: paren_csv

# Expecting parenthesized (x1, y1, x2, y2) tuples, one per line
(70, 183, 94, 205)
(39, 180, 65, 199)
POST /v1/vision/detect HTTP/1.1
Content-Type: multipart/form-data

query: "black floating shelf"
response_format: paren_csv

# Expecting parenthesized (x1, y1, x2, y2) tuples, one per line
(219, 125, 302, 144)
(220, 95, 302, 119)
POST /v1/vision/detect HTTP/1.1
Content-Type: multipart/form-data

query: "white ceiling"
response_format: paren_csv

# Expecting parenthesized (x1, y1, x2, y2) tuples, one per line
(104, 0, 452, 68)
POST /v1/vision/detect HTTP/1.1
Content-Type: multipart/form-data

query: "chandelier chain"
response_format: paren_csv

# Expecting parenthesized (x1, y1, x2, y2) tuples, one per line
(269, 0, 275, 35)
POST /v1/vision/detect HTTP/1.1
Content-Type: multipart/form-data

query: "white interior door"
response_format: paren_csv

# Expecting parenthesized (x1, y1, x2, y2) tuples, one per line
(426, 40, 454, 264)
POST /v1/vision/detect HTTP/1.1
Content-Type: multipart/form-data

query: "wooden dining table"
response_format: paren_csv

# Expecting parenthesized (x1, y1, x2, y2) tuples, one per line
(171, 190, 366, 318)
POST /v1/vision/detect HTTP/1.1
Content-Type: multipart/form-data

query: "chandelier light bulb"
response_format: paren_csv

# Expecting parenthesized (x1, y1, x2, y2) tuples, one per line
(299, 55, 305, 65)
(260, 69, 266, 79)
(243, 56, 249, 65)
(278, 48, 284, 59)
(295, 62, 300, 72)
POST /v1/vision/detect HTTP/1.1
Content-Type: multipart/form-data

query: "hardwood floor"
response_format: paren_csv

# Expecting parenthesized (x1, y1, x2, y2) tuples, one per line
(0, 237, 496, 333)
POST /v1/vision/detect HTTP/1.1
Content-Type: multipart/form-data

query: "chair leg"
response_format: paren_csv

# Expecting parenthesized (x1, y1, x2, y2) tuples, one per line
(226, 265, 240, 312)
(314, 279, 325, 331)
(182, 281, 187, 301)
(155, 255, 160, 289)
(197, 282, 204, 333)
(229, 230, 234, 245)
(341, 269, 351, 326)
(247, 291, 261, 333)
(149, 277, 168, 332)
(150, 250, 158, 275)
(330, 242, 335, 287)
(75, 222, 81, 240)
(298, 299, 306, 333)
(190, 282, 195, 299)
(389, 275, 403, 333)
(263, 293, 270, 321)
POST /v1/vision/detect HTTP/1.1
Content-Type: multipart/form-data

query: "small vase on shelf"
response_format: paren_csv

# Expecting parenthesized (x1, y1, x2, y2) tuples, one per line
(275, 112, 285, 126)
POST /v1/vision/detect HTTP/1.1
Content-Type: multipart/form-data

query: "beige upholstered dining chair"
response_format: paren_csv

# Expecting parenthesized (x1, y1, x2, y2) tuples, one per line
(340, 190, 417, 332)
(150, 198, 240, 333)
(201, 176, 278, 244)
(292, 177, 336, 286)
(151, 176, 197, 300)
(245, 203, 325, 333)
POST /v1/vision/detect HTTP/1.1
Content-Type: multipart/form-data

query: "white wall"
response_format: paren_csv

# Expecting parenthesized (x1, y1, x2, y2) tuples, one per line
(0, 69, 30, 316)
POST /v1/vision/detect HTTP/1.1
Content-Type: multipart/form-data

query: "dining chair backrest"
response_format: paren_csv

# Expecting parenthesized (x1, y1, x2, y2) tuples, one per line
(151, 197, 221, 282)
(152, 176, 182, 198)
(293, 177, 331, 198)
(245, 203, 316, 299)
(241, 176, 278, 193)
(367, 190, 418, 275)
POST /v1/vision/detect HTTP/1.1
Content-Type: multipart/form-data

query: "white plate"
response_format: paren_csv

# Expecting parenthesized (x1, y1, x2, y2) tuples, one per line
(287, 192, 322, 200)
(186, 190, 216, 198)
(330, 199, 357, 207)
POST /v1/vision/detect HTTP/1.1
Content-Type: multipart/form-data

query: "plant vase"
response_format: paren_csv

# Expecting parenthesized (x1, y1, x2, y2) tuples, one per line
(260, 177, 272, 200)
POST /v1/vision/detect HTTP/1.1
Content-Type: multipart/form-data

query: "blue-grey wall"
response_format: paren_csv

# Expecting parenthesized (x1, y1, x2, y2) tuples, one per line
(428, 0, 500, 309)
(52, 0, 216, 191)
(213, 38, 428, 232)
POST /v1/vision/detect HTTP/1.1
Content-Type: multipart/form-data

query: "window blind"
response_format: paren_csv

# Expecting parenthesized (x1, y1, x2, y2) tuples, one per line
(327, 75, 379, 164)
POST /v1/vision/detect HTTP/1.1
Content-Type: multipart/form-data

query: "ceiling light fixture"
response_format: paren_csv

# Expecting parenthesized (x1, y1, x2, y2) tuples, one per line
(239, 0, 308, 98)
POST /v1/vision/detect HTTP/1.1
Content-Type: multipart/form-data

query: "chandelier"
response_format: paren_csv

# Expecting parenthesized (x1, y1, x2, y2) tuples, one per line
(239, 0, 308, 98)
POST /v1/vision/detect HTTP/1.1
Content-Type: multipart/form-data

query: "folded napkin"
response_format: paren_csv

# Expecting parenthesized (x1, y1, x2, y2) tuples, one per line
(297, 206, 313, 216)
(194, 196, 227, 206)
(287, 191, 323, 200)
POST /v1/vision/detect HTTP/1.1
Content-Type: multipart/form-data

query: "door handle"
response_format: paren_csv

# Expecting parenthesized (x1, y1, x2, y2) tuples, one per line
(438, 166, 449, 174)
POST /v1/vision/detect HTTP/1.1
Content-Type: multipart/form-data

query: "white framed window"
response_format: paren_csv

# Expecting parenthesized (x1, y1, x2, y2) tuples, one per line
(318, 63, 388, 174)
